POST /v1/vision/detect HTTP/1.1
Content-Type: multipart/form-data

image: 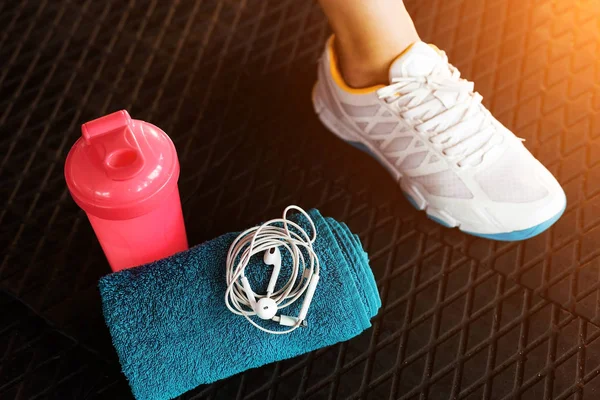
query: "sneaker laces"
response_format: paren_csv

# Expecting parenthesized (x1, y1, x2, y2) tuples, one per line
(377, 51, 504, 168)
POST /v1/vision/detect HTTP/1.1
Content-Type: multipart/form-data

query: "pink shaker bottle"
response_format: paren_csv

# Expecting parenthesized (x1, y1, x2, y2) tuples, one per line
(65, 110, 188, 271)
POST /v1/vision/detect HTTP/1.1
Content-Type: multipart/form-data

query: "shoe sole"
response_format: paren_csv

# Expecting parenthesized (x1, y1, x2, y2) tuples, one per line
(312, 82, 565, 241)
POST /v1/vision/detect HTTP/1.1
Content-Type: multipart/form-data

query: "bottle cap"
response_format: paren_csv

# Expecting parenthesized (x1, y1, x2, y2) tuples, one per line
(65, 110, 180, 220)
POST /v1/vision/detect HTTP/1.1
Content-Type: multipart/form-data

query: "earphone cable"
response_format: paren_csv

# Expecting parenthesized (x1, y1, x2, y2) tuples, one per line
(224, 206, 320, 334)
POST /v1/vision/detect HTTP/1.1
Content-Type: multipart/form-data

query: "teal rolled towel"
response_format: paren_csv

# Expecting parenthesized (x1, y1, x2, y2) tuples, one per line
(99, 209, 380, 400)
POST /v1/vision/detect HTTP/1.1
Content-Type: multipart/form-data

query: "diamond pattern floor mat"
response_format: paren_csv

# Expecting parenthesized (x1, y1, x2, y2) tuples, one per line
(2, 0, 600, 398)
(0, 290, 127, 400)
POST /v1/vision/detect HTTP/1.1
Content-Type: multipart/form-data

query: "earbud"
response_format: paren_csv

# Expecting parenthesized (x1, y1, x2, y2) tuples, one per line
(263, 246, 281, 265)
(256, 247, 281, 319)
(264, 247, 281, 296)
(256, 297, 278, 320)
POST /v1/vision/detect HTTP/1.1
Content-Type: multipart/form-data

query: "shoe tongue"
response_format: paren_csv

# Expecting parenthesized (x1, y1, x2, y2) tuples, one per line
(388, 42, 444, 81)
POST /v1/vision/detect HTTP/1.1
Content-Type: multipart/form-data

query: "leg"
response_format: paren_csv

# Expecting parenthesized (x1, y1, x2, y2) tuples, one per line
(318, 0, 419, 88)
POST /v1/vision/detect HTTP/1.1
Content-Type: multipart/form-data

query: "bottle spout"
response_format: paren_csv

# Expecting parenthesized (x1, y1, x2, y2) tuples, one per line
(81, 110, 145, 181)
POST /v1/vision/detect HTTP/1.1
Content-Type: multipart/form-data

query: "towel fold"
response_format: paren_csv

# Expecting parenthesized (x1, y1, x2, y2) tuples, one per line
(99, 209, 380, 400)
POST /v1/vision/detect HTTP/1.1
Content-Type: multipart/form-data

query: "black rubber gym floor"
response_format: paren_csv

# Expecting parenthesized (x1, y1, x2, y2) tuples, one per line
(2, 0, 600, 399)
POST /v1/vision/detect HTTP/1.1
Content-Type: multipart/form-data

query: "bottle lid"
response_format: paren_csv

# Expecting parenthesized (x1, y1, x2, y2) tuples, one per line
(65, 110, 180, 220)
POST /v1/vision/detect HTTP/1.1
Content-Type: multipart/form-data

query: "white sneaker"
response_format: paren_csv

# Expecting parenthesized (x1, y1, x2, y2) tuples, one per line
(313, 37, 566, 241)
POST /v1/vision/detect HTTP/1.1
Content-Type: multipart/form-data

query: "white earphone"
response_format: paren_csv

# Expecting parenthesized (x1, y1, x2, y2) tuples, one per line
(264, 247, 281, 298)
(251, 247, 280, 320)
(224, 206, 320, 334)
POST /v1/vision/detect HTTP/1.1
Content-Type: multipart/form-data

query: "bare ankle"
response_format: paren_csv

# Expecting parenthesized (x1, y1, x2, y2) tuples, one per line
(339, 59, 389, 88)
(319, 0, 420, 88)
(334, 36, 418, 89)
